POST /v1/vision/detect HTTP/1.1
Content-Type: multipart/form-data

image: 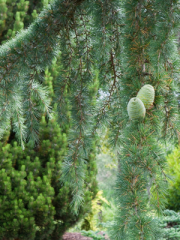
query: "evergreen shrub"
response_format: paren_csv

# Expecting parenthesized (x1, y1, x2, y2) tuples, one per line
(81, 190, 110, 231)
(165, 146, 180, 211)
(0, 117, 98, 240)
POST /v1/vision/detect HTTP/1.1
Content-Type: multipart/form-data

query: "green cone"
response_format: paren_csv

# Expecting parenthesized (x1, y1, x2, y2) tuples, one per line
(137, 84, 155, 109)
(127, 97, 146, 120)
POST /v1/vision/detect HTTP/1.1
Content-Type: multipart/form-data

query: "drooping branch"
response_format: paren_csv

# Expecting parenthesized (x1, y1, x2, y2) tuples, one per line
(0, 0, 85, 142)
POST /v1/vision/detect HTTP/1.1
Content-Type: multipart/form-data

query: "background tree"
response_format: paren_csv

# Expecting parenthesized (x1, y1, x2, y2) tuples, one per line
(0, 0, 180, 239)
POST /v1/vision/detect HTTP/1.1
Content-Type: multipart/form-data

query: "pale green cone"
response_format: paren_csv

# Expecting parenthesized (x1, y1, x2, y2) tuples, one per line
(137, 84, 155, 109)
(127, 97, 146, 120)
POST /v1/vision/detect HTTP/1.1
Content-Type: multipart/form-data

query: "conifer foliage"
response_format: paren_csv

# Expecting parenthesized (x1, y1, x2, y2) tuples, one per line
(109, 1, 180, 239)
(0, 0, 180, 239)
(0, 116, 97, 239)
(0, 1, 98, 238)
(165, 146, 180, 211)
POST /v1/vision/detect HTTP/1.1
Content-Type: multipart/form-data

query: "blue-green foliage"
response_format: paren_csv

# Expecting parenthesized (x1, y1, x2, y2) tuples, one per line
(157, 210, 180, 240)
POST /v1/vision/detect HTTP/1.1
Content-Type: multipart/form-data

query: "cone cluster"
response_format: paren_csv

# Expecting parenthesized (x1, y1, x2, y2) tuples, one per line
(127, 84, 155, 120)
